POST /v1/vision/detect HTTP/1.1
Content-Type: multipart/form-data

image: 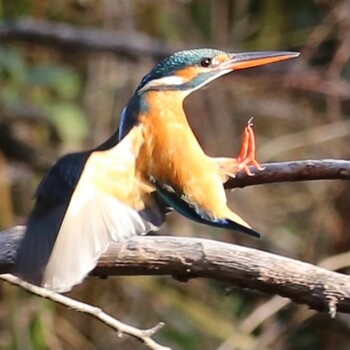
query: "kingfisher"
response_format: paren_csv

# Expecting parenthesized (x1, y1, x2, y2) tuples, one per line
(15, 48, 299, 292)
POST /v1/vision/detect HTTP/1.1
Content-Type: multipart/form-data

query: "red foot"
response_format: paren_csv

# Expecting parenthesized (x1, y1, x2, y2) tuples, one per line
(236, 118, 264, 176)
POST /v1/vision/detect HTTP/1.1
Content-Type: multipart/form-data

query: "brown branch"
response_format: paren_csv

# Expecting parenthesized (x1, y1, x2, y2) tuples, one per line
(0, 19, 177, 59)
(0, 159, 350, 318)
(1, 226, 350, 315)
(99, 237, 350, 316)
(0, 18, 307, 92)
(225, 159, 350, 188)
(4, 19, 350, 100)
(0, 274, 170, 350)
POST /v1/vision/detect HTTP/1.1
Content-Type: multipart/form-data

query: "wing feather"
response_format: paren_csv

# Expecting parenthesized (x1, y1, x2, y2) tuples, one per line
(43, 183, 160, 292)
(17, 127, 166, 292)
(15, 151, 90, 285)
(43, 128, 164, 292)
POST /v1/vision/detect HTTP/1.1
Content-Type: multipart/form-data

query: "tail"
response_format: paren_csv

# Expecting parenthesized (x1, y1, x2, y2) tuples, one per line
(220, 218, 261, 238)
(154, 182, 261, 238)
(222, 208, 261, 238)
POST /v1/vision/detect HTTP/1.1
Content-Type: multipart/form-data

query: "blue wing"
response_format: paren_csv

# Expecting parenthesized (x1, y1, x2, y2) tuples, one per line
(15, 151, 91, 285)
(15, 129, 168, 292)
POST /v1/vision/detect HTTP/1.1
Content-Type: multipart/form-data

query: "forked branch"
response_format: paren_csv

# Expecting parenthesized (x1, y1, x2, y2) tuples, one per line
(0, 159, 349, 349)
(0, 274, 170, 350)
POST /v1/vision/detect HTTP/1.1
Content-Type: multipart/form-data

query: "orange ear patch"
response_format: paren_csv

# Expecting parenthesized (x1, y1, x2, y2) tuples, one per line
(175, 66, 201, 82)
(174, 54, 231, 81)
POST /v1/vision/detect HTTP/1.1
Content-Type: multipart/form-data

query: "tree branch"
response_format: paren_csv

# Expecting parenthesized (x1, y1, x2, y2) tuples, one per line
(0, 18, 176, 59)
(1, 158, 350, 347)
(1, 225, 350, 316)
(0, 273, 170, 350)
(226, 159, 350, 188)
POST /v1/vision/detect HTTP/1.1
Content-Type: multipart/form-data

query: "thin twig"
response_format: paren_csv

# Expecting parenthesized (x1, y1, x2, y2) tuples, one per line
(0, 274, 170, 350)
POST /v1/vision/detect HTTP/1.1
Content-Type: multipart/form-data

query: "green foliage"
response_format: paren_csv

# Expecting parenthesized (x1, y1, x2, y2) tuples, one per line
(0, 0, 32, 18)
(27, 65, 81, 100)
(29, 315, 46, 350)
(46, 103, 88, 144)
(0, 47, 26, 106)
(160, 326, 202, 350)
(0, 46, 88, 144)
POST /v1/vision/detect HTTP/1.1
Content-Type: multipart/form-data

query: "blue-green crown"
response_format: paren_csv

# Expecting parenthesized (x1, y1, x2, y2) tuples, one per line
(137, 48, 225, 91)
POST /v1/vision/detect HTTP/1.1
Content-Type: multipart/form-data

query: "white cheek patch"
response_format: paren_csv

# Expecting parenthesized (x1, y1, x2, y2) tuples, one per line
(156, 76, 186, 85)
(139, 75, 185, 92)
(139, 69, 232, 94)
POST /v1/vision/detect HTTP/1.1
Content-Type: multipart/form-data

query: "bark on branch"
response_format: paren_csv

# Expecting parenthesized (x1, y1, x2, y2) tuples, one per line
(1, 226, 350, 315)
(226, 159, 350, 188)
(0, 273, 169, 350)
(0, 160, 350, 314)
(0, 18, 176, 59)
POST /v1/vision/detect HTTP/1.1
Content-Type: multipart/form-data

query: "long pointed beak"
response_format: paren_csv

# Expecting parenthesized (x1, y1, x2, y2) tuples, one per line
(220, 51, 300, 71)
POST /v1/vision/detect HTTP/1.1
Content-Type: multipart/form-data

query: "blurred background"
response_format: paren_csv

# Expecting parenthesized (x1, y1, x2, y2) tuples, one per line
(1, 1, 350, 349)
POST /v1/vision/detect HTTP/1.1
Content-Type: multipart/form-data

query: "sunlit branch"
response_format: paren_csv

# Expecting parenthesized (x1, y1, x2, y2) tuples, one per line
(0, 274, 170, 350)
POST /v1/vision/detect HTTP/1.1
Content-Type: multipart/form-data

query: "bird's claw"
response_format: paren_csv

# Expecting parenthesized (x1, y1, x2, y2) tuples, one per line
(236, 118, 264, 176)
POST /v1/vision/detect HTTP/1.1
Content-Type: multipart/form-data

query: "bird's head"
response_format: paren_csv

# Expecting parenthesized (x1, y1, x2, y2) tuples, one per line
(137, 48, 299, 95)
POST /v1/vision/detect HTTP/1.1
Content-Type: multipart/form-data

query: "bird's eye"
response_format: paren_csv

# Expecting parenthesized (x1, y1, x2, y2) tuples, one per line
(200, 57, 212, 68)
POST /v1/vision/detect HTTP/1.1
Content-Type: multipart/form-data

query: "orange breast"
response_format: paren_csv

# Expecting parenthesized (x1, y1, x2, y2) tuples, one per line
(136, 91, 228, 215)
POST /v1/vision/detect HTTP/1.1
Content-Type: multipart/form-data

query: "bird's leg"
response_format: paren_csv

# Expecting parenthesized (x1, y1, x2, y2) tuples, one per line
(236, 118, 264, 176)
(216, 118, 264, 179)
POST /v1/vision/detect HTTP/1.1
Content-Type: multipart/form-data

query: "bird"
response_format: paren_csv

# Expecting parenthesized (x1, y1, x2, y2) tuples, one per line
(15, 48, 299, 292)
